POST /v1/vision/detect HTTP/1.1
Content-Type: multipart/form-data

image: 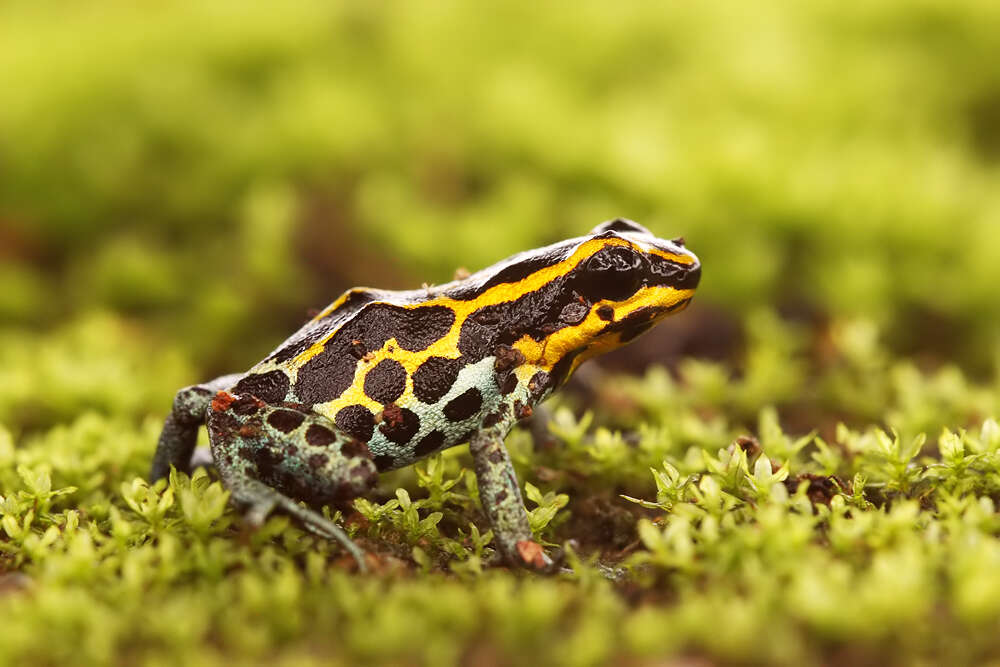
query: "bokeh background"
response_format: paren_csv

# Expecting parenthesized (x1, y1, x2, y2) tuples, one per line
(3, 1, 1000, 664)
(4, 0, 999, 383)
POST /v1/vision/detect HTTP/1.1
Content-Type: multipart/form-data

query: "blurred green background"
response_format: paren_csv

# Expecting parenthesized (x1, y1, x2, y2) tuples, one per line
(3, 0, 999, 392)
(5, 2, 1000, 665)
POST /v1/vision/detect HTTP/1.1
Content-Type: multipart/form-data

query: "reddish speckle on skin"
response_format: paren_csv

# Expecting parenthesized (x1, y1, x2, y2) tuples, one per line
(211, 391, 236, 412)
(380, 403, 405, 428)
(516, 540, 547, 569)
(514, 401, 533, 420)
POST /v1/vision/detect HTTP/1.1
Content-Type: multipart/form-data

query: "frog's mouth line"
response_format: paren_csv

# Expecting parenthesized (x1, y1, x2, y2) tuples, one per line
(604, 296, 693, 339)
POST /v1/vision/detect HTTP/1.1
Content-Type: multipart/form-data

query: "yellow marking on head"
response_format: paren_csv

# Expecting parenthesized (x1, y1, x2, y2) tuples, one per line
(648, 248, 696, 265)
(511, 284, 695, 373)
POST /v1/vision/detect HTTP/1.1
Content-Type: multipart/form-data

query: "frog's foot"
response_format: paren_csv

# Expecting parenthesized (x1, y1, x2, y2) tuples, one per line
(205, 392, 378, 571)
(235, 476, 369, 572)
(151, 374, 243, 482)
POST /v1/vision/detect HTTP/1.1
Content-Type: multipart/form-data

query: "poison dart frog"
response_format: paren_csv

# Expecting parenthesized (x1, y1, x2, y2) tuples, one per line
(151, 218, 701, 571)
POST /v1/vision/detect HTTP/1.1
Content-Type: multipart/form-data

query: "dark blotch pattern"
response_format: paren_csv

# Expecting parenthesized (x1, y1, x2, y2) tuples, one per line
(305, 424, 336, 447)
(233, 371, 290, 403)
(379, 404, 421, 444)
(414, 430, 445, 457)
(482, 406, 507, 428)
(363, 359, 407, 404)
(232, 395, 263, 416)
(335, 404, 375, 442)
(373, 454, 395, 471)
(294, 304, 454, 405)
(528, 371, 551, 401)
(497, 371, 518, 395)
(493, 344, 525, 372)
(340, 438, 371, 459)
(412, 356, 463, 404)
(267, 409, 305, 433)
(444, 388, 483, 422)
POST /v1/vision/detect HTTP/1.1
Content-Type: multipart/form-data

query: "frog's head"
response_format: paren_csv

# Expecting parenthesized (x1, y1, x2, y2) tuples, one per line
(533, 218, 701, 384)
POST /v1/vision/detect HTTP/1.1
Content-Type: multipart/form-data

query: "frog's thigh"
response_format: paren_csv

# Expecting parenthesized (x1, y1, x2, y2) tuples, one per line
(151, 373, 242, 481)
(468, 427, 546, 566)
(206, 395, 376, 569)
(207, 394, 377, 507)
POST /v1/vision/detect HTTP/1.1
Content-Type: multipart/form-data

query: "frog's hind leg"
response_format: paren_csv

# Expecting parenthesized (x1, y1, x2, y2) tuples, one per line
(151, 374, 242, 482)
(206, 393, 377, 570)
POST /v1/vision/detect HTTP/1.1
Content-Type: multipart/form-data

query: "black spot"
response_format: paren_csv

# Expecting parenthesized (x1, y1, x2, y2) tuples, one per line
(414, 430, 445, 457)
(363, 359, 407, 404)
(497, 371, 518, 395)
(341, 438, 372, 459)
(514, 400, 533, 420)
(292, 354, 359, 406)
(412, 356, 463, 404)
(233, 371, 290, 403)
(294, 304, 454, 404)
(335, 405, 375, 442)
(232, 395, 263, 416)
(493, 344, 525, 372)
(267, 409, 305, 433)
(483, 406, 507, 427)
(596, 305, 614, 321)
(373, 454, 395, 471)
(457, 318, 498, 360)
(379, 404, 421, 444)
(208, 411, 239, 436)
(305, 424, 336, 447)
(308, 453, 329, 469)
(528, 371, 550, 401)
(559, 299, 589, 326)
(444, 388, 483, 422)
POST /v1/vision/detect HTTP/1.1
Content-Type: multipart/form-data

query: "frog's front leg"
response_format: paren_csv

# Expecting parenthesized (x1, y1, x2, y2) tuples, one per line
(151, 374, 243, 481)
(469, 427, 552, 569)
(206, 392, 377, 571)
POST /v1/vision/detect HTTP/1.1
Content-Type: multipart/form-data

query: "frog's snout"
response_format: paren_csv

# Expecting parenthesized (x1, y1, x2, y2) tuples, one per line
(684, 252, 702, 290)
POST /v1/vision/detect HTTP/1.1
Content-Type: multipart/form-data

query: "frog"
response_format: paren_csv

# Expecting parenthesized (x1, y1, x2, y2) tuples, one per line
(150, 218, 701, 571)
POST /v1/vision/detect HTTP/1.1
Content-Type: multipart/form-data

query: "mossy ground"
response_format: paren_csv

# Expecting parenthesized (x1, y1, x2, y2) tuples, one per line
(3, 1, 1000, 665)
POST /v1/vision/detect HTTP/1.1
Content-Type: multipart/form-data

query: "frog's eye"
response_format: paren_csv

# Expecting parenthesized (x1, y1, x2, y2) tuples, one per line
(573, 246, 645, 302)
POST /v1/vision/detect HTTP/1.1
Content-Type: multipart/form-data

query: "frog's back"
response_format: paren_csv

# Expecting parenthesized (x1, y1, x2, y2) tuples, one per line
(226, 220, 699, 471)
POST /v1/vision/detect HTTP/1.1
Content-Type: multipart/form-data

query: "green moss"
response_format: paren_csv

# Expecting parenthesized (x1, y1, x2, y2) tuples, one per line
(0, 310, 998, 665)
